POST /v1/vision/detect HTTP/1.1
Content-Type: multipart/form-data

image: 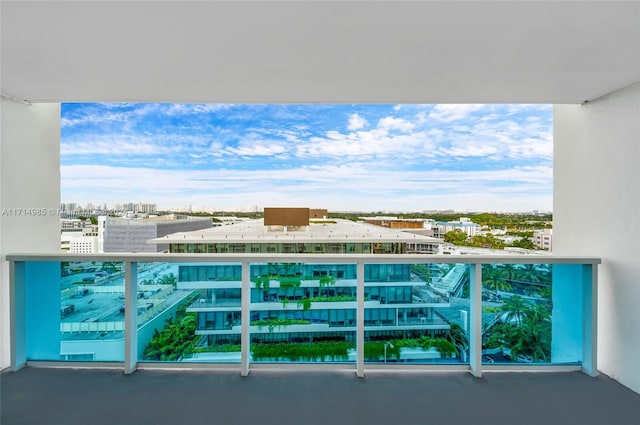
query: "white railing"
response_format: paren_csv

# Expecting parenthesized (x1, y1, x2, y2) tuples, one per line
(7, 253, 600, 378)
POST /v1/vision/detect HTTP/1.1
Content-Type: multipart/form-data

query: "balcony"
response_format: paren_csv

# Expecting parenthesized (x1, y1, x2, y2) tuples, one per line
(7, 253, 599, 377)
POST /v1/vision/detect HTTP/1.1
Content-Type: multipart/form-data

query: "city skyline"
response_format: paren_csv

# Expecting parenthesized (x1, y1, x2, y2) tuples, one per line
(61, 103, 552, 212)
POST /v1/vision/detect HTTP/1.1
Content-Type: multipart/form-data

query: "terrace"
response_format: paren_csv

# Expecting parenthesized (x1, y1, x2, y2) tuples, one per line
(1, 3, 639, 424)
(3, 366, 639, 425)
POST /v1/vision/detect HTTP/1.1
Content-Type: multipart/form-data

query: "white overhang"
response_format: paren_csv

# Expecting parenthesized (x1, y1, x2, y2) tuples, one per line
(1, 1, 639, 104)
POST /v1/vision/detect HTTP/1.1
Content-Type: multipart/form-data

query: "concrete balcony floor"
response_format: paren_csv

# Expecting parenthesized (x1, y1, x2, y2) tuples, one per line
(2, 367, 639, 425)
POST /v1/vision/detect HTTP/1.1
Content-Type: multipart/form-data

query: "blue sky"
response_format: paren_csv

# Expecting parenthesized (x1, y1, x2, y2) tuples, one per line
(61, 103, 552, 212)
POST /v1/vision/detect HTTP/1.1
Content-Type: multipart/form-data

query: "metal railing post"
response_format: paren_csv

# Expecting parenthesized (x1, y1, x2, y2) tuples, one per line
(241, 261, 250, 376)
(469, 263, 482, 377)
(583, 263, 599, 377)
(9, 261, 26, 371)
(357, 261, 365, 378)
(124, 261, 138, 374)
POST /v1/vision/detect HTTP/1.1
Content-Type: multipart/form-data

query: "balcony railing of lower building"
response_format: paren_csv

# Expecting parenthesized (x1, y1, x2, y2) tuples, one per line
(7, 253, 600, 378)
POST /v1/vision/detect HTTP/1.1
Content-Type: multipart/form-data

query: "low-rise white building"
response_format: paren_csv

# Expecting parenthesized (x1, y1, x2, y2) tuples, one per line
(533, 229, 553, 251)
(61, 234, 98, 253)
(433, 218, 479, 238)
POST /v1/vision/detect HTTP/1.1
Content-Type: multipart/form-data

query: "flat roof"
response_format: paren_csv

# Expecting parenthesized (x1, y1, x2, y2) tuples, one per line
(105, 215, 211, 225)
(361, 216, 428, 222)
(148, 219, 442, 245)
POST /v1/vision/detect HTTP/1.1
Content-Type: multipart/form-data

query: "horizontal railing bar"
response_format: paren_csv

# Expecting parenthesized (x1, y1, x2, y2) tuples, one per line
(137, 362, 241, 371)
(26, 361, 124, 369)
(249, 363, 356, 372)
(482, 364, 582, 373)
(363, 364, 470, 372)
(5, 252, 601, 265)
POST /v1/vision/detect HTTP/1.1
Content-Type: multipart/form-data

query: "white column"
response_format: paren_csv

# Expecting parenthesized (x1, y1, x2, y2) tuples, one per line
(555, 83, 639, 392)
(469, 263, 482, 377)
(241, 261, 250, 376)
(1, 100, 60, 369)
(124, 261, 138, 374)
(356, 262, 365, 378)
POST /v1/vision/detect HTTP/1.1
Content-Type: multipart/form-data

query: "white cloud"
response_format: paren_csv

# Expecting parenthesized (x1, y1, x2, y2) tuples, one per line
(61, 103, 553, 212)
(62, 162, 552, 212)
(427, 104, 488, 123)
(377, 117, 415, 133)
(61, 135, 184, 156)
(61, 103, 163, 129)
(225, 141, 288, 157)
(164, 104, 234, 115)
(61, 111, 128, 129)
(347, 113, 369, 131)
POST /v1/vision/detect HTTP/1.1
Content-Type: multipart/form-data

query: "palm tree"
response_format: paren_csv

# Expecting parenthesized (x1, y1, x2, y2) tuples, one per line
(498, 264, 517, 282)
(158, 273, 177, 288)
(482, 265, 512, 296)
(511, 303, 552, 362)
(515, 264, 542, 285)
(499, 295, 529, 327)
(514, 304, 551, 362)
(446, 323, 469, 358)
(143, 313, 198, 360)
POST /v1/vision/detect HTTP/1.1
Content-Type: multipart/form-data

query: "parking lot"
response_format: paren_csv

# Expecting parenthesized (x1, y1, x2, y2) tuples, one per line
(60, 262, 182, 326)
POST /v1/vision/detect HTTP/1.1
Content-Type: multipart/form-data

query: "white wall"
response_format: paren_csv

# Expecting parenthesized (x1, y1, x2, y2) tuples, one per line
(554, 82, 640, 393)
(0, 99, 60, 369)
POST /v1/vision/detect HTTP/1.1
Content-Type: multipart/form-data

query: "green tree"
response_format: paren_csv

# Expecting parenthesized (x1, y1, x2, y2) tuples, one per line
(144, 311, 198, 361)
(157, 273, 177, 288)
(446, 323, 469, 356)
(484, 301, 552, 363)
(510, 237, 536, 250)
(500, 295, 529, 327)
(498, 264, 517, 281)
(482, 265, 512, 295)
(444, 229, 468, 245)
(511, 303, 551, 361)
(515, 264, 542, 284)
(410, 264, 431, 283)
(469, 233, 505, 249)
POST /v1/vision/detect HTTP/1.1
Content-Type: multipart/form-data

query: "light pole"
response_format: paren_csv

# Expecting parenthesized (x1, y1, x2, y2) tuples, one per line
(384, 341, 394, 363)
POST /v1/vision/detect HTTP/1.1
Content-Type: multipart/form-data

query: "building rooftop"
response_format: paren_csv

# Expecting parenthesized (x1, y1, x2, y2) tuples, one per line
(104, 214, 211, 225)
(149, 219, 442, 245)
(361, 216, 429, 222)
(435, 221, 479, 227)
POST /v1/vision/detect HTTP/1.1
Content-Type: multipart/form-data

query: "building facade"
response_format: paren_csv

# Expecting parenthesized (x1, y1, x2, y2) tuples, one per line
(178, 260, 462, 357)
(150, 217, 457, 357)
(98, 215, 212, 253)
(433, 218, 479, 238)
(533, 229, 553, 251)
(153, 218, 443, 255)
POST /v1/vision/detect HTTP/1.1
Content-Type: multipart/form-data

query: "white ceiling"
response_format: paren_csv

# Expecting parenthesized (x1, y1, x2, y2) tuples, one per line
(1, 1, 639, 104)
